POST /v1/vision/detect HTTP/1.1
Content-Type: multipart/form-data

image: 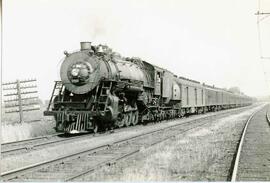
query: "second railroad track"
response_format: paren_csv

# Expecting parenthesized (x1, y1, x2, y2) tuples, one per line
(2, 106, 255, 181)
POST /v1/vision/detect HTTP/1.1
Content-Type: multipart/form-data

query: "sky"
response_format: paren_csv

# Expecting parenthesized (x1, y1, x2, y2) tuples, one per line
(2, 0, 270, 100)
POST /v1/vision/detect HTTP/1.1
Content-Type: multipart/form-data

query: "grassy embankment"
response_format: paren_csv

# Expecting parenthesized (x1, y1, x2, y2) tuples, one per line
(2, 104, 56, 143)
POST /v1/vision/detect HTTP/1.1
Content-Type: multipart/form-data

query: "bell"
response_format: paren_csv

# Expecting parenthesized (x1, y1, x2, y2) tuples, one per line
(102, 45, 108, 51)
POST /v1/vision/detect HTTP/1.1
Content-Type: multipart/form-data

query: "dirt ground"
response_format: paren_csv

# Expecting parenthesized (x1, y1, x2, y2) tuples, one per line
(77, 105, 264, 181)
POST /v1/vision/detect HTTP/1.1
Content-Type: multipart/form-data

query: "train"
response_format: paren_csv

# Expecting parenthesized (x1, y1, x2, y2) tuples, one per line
(44, 42, 253, 133)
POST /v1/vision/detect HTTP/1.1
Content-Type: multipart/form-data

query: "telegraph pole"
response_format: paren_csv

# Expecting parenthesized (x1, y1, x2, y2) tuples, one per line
(3, 79, 40, 124)
(255, 1, 270, 94)
(16, 80, 24, 123)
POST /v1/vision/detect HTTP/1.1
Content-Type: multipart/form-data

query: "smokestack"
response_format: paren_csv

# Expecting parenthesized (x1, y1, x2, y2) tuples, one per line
(80, 42, 92, 50)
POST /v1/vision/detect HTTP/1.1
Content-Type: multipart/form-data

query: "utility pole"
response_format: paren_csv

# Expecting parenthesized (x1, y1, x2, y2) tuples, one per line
(16, 80, 23, 123)
(3, 79, 40, 124)
(255, 9, 270, 59)
(255, 1, 270, 94)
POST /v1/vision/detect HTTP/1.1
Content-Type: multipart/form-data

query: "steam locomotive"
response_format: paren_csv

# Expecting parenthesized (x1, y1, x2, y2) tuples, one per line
(44, 42, 252, 133)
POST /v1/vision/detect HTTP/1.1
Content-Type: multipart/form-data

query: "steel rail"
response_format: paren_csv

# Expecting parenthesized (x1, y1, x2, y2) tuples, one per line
(2, 106, 250, 157)
(64, 119, 212, 181)
(1, 109, 232, 181)
(65, 106, 259, 181)
(230, 106, 265, 182)
(2, 133, 63, 146)
(2, 106, 252, 181)
(1, 114, 190, 156)
(266, 106, 270, 126)
(1, 119, 207, 180)
(1, 133, 93, 156)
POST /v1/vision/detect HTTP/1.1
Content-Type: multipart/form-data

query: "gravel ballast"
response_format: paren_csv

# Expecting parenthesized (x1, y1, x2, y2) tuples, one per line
(77, 104, 264, 181)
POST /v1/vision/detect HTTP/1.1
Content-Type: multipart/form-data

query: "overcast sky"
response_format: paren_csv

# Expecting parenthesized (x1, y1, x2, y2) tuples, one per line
(2, 0, 270, 100)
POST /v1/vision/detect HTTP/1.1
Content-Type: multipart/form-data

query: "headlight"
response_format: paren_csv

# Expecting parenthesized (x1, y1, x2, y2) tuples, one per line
(71, 68, 80, 77)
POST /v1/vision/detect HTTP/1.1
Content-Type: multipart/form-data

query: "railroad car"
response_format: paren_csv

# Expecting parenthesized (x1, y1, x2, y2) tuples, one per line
(44, 42, 253, 133)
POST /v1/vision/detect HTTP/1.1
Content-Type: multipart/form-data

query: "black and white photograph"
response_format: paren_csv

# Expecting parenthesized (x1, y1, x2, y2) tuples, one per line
(1, 0, 270, 181)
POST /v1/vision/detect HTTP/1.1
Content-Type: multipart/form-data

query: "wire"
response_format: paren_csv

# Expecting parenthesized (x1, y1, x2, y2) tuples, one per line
(256, 0, 270, 59)
(258, 14, 270, 23)
(256, 0, 270, 93)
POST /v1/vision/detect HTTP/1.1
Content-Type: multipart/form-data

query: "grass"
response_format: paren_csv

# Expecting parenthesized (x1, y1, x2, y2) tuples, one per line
(1, 103, 57, 143)
(81, 105, 262, 181)
(2, 120, 56, 143)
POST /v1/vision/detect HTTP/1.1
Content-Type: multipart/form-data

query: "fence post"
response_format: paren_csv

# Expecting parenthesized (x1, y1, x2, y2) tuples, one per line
(16, 79, 23, 123)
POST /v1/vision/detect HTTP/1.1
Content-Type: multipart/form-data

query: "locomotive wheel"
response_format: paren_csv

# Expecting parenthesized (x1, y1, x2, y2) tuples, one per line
(55, 122, 64, 132)
(161, 112, 165, 120)
(131, 111, 139, 126)
(129, 113, 134, 126)
(93, 122, 99, 133)
(124, 112, 131, 127)
(116, 114, 125, 128)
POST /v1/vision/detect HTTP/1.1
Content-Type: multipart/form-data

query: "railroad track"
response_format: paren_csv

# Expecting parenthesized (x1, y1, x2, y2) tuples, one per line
(1, 105, 254, 181)
(1, 106, 252, 158)
(230, 104, 270, 181)
(2, 133, 62, 155)
(2, 122, 146, 158)
(0, 117, 211, 158)
(2, 124, 150, 158)
(1, 133, 96, 157)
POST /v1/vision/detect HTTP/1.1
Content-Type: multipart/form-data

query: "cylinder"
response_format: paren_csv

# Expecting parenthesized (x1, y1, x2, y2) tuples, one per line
(80, 42, 92, 50)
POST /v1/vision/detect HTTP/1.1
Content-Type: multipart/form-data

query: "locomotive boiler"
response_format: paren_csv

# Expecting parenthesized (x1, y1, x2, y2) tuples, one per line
(45, 42, 155, 133)
(44, 42, 252, 133)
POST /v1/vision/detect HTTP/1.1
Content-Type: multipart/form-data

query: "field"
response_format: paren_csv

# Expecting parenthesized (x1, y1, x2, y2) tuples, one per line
(1, 102, 56, 143)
